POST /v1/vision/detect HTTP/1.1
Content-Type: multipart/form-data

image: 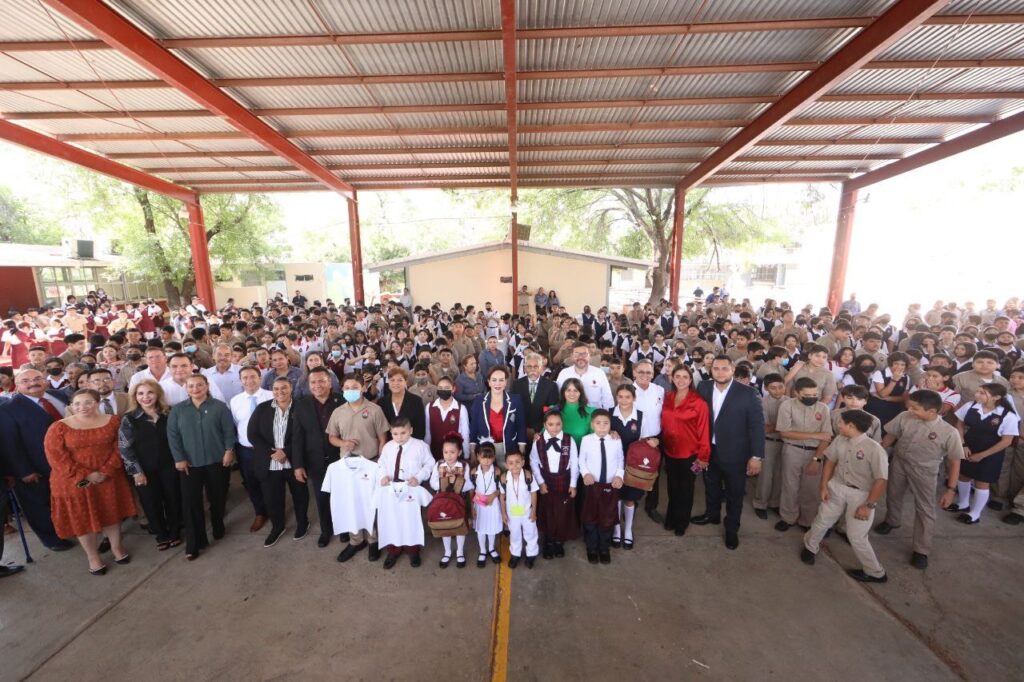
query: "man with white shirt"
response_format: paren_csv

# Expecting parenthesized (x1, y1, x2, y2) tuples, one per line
(202, 344, 243, 404)
(630, 359, 667, 523)
(159, 354, 226, 406)
(556, 341, 613, 409)
(230, 366, 273, 533)
(128, 346, 173, 390)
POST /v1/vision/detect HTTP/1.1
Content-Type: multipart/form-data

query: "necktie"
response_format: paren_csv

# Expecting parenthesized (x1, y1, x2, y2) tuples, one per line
(101, 398, 113, 414)
(599, 437, 607, 484)
(529, 381, 537, 402)
(39, 398, 62, 422)
(250, 395, 258, 414)
(393, 444, 403, 482)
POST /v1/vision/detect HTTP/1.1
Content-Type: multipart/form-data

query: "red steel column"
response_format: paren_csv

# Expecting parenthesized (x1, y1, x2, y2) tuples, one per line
(511, 213, 519, 314)
(827, 183, 859, 315)
(187, 200, 216, 309)
(348, 192, 365, 305)
(668, 190, 685, 311)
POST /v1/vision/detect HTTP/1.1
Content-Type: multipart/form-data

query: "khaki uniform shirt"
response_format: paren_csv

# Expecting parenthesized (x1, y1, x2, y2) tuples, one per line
(825, 433, 888, 489)
(951, 371, 1009, 408)
(450, 337, 477, 366)
(776, 398, 832, 447)
(771, 325, 808, 346)
(791, 364, 838, 402)
(884, 412, 962, 469)
(763, 394, 785, 427)
(324, 400, 390, 460)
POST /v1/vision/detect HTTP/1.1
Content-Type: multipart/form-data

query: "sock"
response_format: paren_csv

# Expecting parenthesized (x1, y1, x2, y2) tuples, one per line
(442, 537, 452, 557)
(477, 531, 488, 555)
(957, 481, 972, 509)
(612, 524, 621, 541)
(969, 488, 989, 521)
(456, 535, 466, 558)
(624, 504, 636, 541)
(488, 533, 498, 555)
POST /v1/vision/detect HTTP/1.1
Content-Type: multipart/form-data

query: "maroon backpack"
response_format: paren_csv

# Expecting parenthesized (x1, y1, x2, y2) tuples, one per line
(427, 491, 467, 537)
(624, 440, 661, 491)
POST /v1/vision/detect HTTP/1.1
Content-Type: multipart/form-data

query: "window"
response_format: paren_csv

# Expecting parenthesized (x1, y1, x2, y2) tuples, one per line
(294, 274, 314, 282)
(752, 265, 779, 283)
(240, 270, 262, 287)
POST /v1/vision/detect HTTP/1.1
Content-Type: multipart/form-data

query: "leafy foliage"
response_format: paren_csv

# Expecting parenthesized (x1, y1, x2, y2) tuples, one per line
(0, 185, 63, 244)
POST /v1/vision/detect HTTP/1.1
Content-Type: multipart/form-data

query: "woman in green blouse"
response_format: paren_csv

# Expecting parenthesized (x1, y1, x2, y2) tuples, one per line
(558, 378, 594, 447)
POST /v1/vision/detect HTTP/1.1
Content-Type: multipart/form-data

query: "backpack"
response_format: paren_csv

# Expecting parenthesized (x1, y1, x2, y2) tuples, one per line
(624, 440, 661, 491)
(427, 472, 468, 538)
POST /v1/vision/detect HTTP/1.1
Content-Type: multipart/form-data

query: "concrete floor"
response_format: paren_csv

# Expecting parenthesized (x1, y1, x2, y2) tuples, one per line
(2, 481, 1022, 682)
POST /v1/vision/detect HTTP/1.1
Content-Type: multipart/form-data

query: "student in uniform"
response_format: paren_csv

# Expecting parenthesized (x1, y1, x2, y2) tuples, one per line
(529, 410, 579, 559)
(910, 366, 960, 417)
(831, 385, 881, 442)
(374, 418, 434, 569)
(753, 374, 786, 520)
(800, 409, 889, 583)
(320, 447, 377, 564)
(610, 384, 658, 549)
(784, 343, 838, 405)
(430, 433, 474, 568)
(471, 443, 503, 567)
(952, 383, 1021, 524)
(866, 352, 911, 432)
(500, 449, 539, 569)
(992, 367, 1024, 516)
(775, 378, 832, 532)
(873, 390, 963, 569)
(578, 410, 625, 564)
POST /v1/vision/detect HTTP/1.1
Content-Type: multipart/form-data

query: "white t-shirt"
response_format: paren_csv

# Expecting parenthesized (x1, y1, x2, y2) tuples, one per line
(322, 456, 377, 535)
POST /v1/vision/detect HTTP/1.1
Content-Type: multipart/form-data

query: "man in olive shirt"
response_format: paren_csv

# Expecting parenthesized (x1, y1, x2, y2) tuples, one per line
(873, 390, 962, 569)
(326, 374, 390, 562)
(800, 409, 889, 583)
(167, 374, 237, 560)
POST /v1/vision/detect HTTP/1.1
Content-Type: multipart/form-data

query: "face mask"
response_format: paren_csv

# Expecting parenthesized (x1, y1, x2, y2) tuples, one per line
(331, 350, 342, 358)
(342, 389, 362, 403)
(437, 389, 453, 400)
(799, 396, 818, 407)
(47, 367, 63, 376)
(127, 354, 142, 362)
(83, 362, 96, 369)
(859, 366, 875, 374)
(601, 366, 610, 375)
(416, 377, 428, 385)
(184, 346, 196, 353)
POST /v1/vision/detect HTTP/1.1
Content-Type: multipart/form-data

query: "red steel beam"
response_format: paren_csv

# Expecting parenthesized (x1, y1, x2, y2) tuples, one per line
(845, 108, 1024, 191)
(500, 0, 518, 203)
(347, 192, 365, 305)
(826, 184, 859, 315)
(669, 191, 685, 311)
(0, 118, 197, 204)
(187, 201, 217, 309)
(677, 0, 953, 191)
(0, 14, 1018, 51)
(43, 0, 355, 201)
(510, 213, 519, 315)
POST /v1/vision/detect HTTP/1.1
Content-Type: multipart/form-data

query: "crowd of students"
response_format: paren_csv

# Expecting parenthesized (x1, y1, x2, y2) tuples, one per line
(1, 287, 1022, 582)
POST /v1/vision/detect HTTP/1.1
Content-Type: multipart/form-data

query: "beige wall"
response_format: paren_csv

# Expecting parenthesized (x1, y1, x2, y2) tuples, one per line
(406, 247, 613, 314)
(283, 263, 326, 303)
(214, 285, 264, 307)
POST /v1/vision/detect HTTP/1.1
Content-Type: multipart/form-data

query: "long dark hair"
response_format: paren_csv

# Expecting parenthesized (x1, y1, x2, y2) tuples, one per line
(559, 377, 589, 418)
(844, 355, 877, 388)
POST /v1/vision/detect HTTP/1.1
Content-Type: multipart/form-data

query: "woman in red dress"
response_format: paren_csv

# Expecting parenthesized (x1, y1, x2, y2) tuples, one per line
(44, 389, 137, 575)
(660, 364, 711, 537)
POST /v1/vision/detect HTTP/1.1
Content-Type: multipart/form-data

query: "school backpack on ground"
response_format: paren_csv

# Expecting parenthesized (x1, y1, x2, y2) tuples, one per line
(427, 491, 467, 537)
(624, 440, 661, 491)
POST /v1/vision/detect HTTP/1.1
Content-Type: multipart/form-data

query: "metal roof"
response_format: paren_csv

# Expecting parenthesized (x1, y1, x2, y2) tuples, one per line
(1, 0, 1023, 194)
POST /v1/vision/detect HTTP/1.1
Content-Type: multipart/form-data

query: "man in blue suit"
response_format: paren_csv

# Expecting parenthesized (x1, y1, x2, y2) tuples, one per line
(692, 356, 765, 550)
(0, 369, 75, 552)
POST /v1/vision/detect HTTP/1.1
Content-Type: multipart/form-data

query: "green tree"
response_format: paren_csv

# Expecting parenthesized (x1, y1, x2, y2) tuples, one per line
(0, 185, 63, 244)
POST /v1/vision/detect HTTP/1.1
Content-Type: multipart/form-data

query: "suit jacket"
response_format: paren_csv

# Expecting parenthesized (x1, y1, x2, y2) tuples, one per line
(0, 393, 59, 478)
(378, 392, 426, 440)
(65, 392, 129, 417)
(291, 393, 344, 480)
(469, 391, 528, 451)
(511, 376, 560, 432)
(247, 400, 296, 482)
(697, 380, 765, 466)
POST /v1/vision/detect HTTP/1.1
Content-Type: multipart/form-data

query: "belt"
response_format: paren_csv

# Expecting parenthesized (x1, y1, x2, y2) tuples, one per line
(766, 436, 782, 443)
(785, 443, 818, 451)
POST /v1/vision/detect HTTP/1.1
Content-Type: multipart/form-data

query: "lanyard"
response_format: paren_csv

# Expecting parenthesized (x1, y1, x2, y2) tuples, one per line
(511, 472, 521, 501)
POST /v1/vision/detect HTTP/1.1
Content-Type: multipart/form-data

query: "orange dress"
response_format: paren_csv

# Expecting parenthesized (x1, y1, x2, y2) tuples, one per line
(44, 417, 137, 537)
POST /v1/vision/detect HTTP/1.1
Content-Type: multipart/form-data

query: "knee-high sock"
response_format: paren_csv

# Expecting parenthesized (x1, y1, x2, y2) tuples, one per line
(477, 530, 488, 554)
(442, 536, 452, 557)
(613, 501, 623, 540)
(456, 534, 466, 557)
(969, 488, 989, 521)
(623, 504, 636, 541)
(957, 481, 972, 508)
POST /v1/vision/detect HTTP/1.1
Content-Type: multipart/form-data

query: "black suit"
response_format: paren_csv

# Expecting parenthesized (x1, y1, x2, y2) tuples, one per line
(291, 393, 344, 537)
(0, 394, 63, 547)
(247, 401, 309, 534)
(511, 376, 560, 434)
(697, 380, 765, 533)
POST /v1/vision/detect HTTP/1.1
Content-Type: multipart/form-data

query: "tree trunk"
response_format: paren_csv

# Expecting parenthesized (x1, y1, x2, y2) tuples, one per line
(133, 189, 184, 306)
(647, 245, 671, 306)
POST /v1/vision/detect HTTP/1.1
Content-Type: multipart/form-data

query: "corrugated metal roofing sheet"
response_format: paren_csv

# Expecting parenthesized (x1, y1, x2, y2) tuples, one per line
(695, 0, 895, 22)
(0, 0, 95, 41)
(368, 81, 504, 106)
(315, 0, 501, 33)
(178, 46, 358, 78)
(519, 36, 687, 71)
(127, 0, 329, 37)
(879, 23, 1024, 61)
(670, 29, 858, 67)
(1, 49, 156, 82)
(344, 42, 502, 76)
(227, 85, 379, 109)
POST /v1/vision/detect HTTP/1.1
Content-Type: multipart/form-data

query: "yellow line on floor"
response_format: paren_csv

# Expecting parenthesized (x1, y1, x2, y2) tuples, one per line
(489, 535, 512, 682)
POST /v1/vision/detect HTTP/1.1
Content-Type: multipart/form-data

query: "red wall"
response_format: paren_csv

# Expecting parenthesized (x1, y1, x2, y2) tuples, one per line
(0, 266, 40, 313)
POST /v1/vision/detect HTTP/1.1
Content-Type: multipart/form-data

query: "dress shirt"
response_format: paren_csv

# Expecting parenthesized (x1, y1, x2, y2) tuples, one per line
(555, 364, 614, 409)
(710, 379, 732, 445)
(202, 363, 243, 404)
(377, 437, 433, 484)
(159, 375, 226, 406)
(577, 433, 624, 483)
(230, 389, 273, 447)
(423, 399, 471, 459)
(528, 430, 579, 487)
(270, 401, 292, 471)
(632, 381, 665, 436)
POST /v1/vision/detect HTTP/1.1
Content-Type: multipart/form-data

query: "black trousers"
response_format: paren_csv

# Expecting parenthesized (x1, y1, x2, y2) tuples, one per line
(236, 446, 267, 517)
(0, 490, 8, 559)
(702, 452, 747, 533)
(12, 477, 61, 547)
(644, 447, 667, 513)
(307, 465, 333, 537)
(664, 455, 697, 531)
(583, 524, 613, 554)
(136, 465, 182, 544)
(180, 464, 227, 555)
(260, 469, 309, 533)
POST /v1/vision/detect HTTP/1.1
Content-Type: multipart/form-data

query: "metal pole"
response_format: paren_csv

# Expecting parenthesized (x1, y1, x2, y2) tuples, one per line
(827, 183, 859, 315)
(348, 193, 365, 305)
(511, 213, 519, 315)
(187, 201, 216, 309)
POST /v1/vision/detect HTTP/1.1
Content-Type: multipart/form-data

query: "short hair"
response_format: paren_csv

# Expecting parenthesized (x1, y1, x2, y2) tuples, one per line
(185, 373, 209, 385)
(840, 409, 874, 433)
(342, 372, 364, 386)
(387, 366, 408, 380)
(974, 350, 999, 363)
(907, 389, 943, 412)
(239, 366, 262, 380)
(762, 373, 784, 387)
(590, 408, 612, 423)
(862, 331, 883, 342)
(712, 354, 731, 365)
(390, 416, 412, 430)
(794, 377, 818, 392)
(413, 361, 431, 374)
(168, 352, 193, 365)
(805, 343, 828, 356)
(86, 368, 113, 379)
(272, 376, 293, 387)
(64, 333, 85, 344)
(486, 365, 509, 381)
(840, 384, 869, 401)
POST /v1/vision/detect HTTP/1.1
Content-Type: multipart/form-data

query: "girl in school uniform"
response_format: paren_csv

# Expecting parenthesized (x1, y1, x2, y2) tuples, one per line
(430, 434, 474, 568)
(867, 351, 911, 431)
(471, 443, 503, 567)
(529, 409, 579, 560)
(610, 384, 656, 549)
(952, 383, 1021, 524)
(910, 366, 960, 417)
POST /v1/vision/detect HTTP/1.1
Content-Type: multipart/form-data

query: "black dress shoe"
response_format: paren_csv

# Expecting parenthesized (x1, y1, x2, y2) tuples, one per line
(910, 552, 928, 570)
(212, 524, 226, 540)
(645, 508, 665, 525)
(754, 508, 768, 520)
(368, 543, 381, 562)
(673, 527, 686, 537)
(339, 532, 351, 543)
(293, 523, 309, 540)
(587, 552, 599, 564)
(89, 565, 108, 576)
(599, 552, 611, 564)
(317, 534, 331, 548)
(847, 568, 887, 583)
(986, 499, 1005, 511)
(957, 513, 980, 525)
(610, 538, 621, 548)
(264, 527, 285, 548)
(623, 538, 634, 550)
(1002, 512, 1024, 525)
(0, 565, 25, 578)
(439, 555, 451, 569)
(774, 520, 792, 532)
(542, 544, 554, 560)
(410, 554, 421, 568)
(873, 522, 894, 535)
(382, 553, 398, 569)
(98, 538, 111, 553)
(553, 543, 564, 558)
(800, 548, 815, 565)
(48, 539, 75, 552)
(336, 541, 366, 563)
(508, 556, 520, 569)
(945, 504, 969, 513)
(525, 556, 536, 569)
(691, 514, 720, 526)
(725, 531, 739, 550)
(456, 556, 466, 569)
(477, 554, 487, 568)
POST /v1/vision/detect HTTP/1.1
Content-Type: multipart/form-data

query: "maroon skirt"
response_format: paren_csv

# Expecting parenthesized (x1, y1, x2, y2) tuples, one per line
(581, 483, 619, 528)
(537, 490, 579, 541)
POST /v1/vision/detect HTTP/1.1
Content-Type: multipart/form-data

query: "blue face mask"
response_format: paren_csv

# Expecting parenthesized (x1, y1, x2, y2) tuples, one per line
(343, 389, 362, 403)
(331, 350, 342, 358)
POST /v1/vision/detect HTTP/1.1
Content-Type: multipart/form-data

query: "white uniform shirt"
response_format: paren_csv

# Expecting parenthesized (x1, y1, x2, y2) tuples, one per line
(321, 456, 377, 535)
(429, 460, 476, 492)
(159, 374, 225, 406)
(500, 470, 539, 514)
(954, 403, 1020, 437)
(556, 364, 614, 409)
(528, 431, 579, 488)
(423, 399, 471, 459)
(632, 382, 665, 436)
(377, 438, 434, 485)
(577, 433, 625, 484)
(229, 388, 273, 447)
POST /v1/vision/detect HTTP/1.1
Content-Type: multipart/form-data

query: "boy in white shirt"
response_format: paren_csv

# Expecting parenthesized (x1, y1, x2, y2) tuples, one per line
(500, 450, 539, 569)
(375, 418, 434, 569)
(578, 410, 625, 564)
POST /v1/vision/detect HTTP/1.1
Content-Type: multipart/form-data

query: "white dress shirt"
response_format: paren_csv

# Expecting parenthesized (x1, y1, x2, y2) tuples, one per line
(710, 379, 733, 445)
(202, 363, 243, 404)
(377, 437, 434, 485)
(556, 364, 614, 409)
(528, 430, 579, 488)
(229, 388, 273, 447)
(632, 381, 665, 436)
(577, 432, 624, 484)
(159, 374, 226, 406)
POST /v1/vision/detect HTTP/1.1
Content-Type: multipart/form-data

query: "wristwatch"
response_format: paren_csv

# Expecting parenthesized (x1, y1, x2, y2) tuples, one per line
(812, 456, 822, 463)
(946, 486, 956, 493)
(865, 502, 877, 509)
